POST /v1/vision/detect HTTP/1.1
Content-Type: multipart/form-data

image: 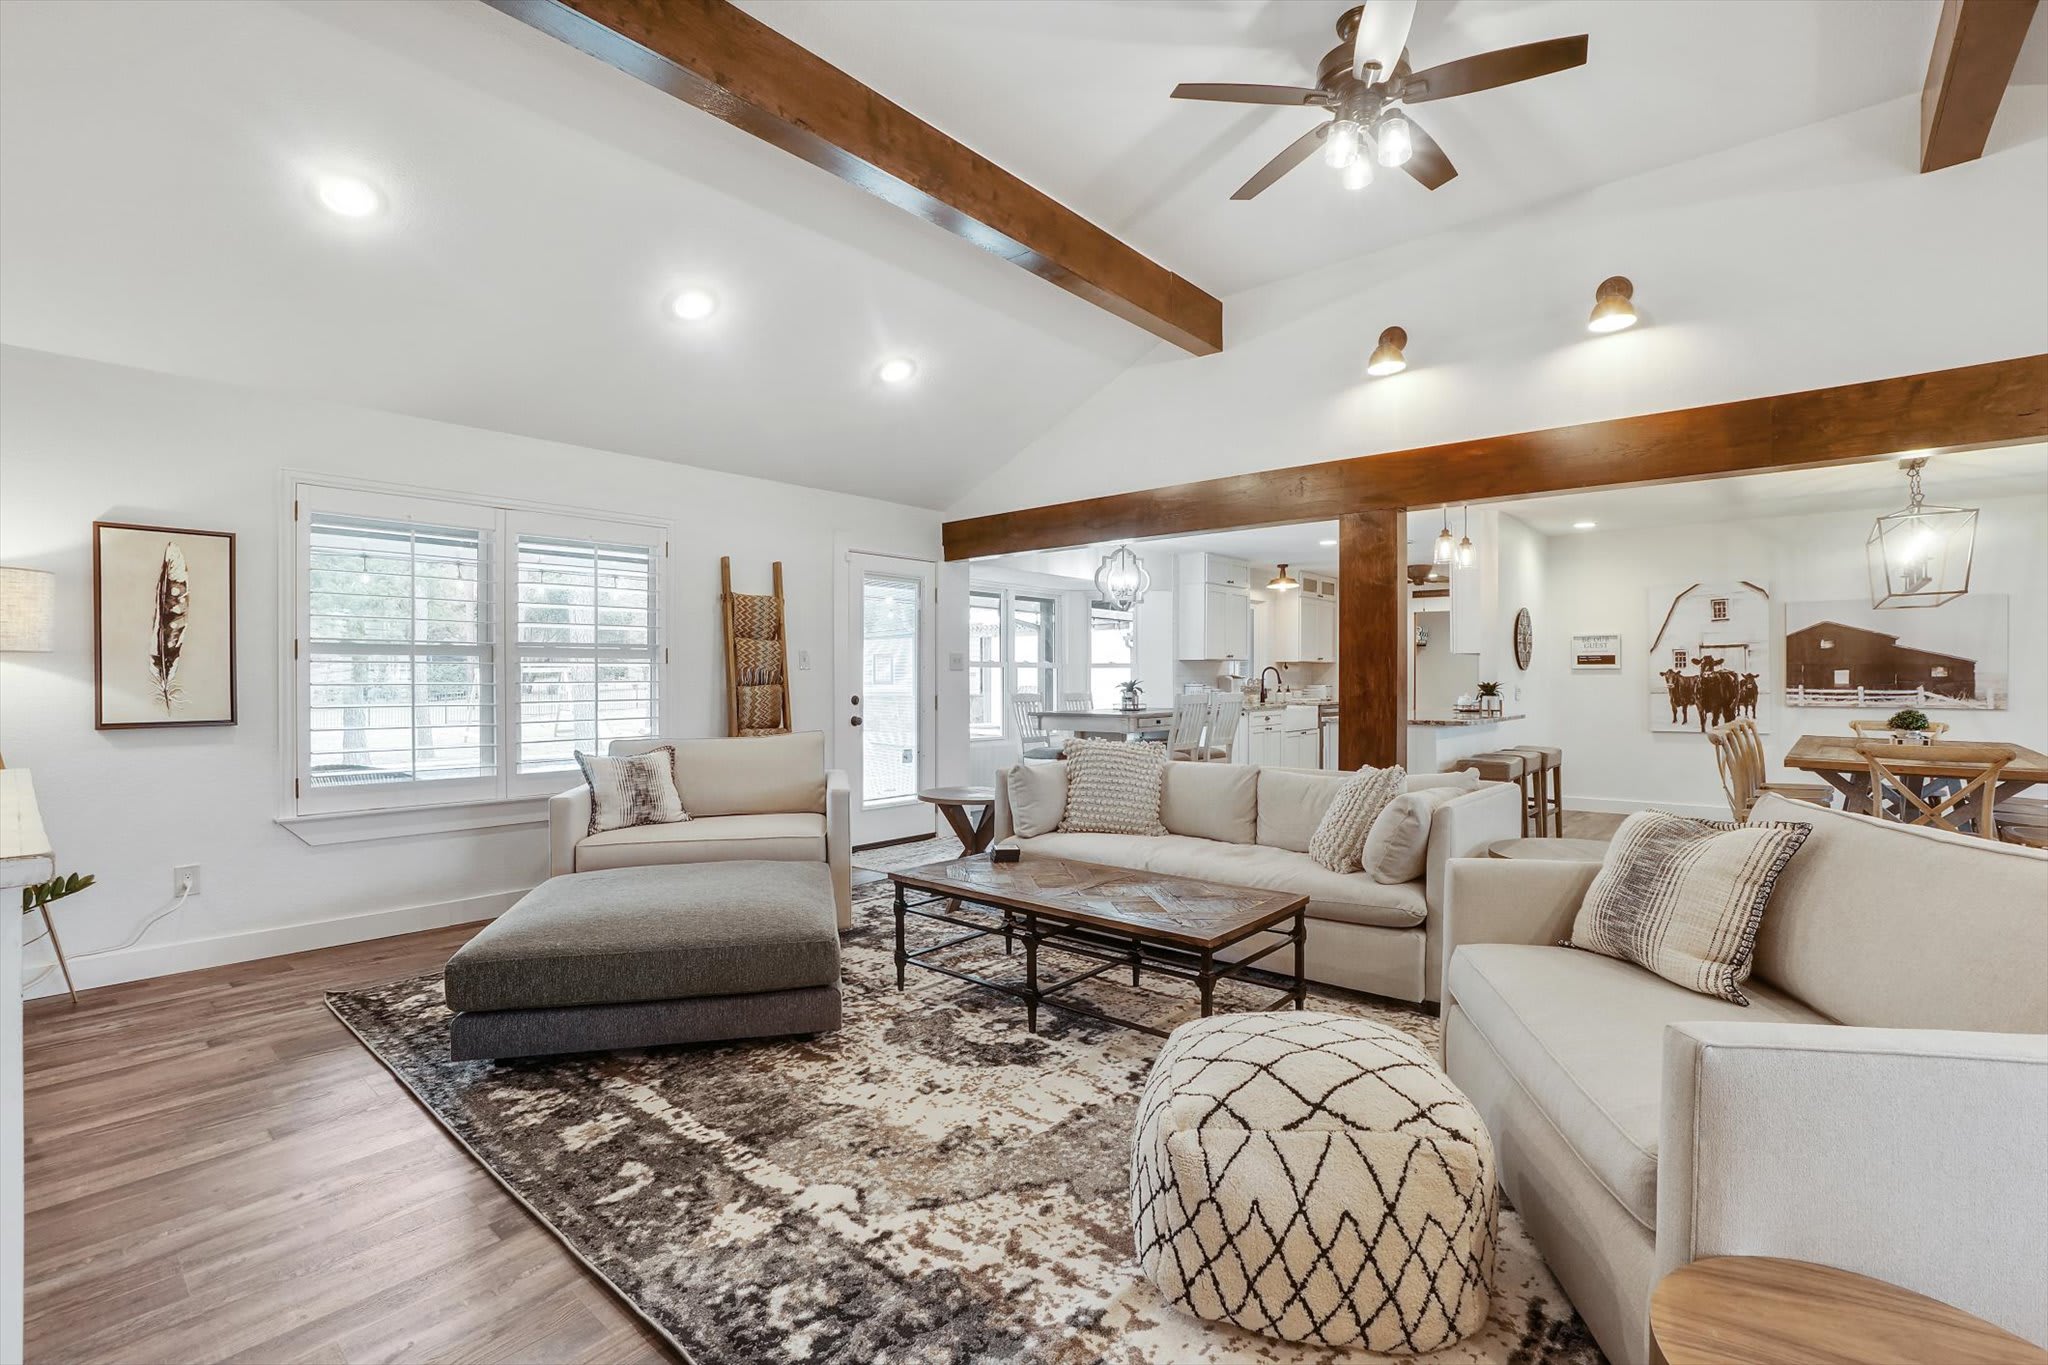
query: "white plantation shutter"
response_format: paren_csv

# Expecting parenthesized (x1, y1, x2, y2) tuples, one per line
(305, 512, 496, 796)
(513, 532, 661, 773)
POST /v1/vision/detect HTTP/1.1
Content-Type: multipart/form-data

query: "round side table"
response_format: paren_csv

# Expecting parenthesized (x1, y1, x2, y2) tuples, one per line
(918, 786, 998, 854)
(1651, 1257, 2048, 1365)
(1486, 837, 1609, 861)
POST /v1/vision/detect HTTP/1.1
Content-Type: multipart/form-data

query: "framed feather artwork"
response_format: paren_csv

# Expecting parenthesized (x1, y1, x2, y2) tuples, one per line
(93, 521, 237, 729)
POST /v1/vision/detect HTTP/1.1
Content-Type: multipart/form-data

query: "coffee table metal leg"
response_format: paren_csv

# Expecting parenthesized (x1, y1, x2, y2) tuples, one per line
(1292, 910, 1308, 1009)
(1198, 948, 1216, 1017)
(1130, 934, 1141, 986)
(1023, 911, 1041, 1034)
(893, 883, 908, 990)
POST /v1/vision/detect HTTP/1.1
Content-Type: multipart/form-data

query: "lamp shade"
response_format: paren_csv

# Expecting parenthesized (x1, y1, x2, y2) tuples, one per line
(0, 567, 54, 651)
(1866, 459, 1977, 609)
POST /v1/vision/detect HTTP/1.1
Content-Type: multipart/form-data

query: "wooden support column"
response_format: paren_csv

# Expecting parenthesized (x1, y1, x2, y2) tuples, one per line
(1338, 510, 1406, 771)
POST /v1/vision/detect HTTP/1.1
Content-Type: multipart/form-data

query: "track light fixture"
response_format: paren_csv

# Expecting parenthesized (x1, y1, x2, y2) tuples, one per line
(1366, 326, 1407, 377)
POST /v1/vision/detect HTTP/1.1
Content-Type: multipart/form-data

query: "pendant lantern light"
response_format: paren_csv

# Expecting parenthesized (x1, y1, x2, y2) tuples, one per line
(1093, 544, 1152, 611)
(1267, 564, 1299, 592)
(1456, 506, 1476, 568)
(1867, 457, 1976, 608)
(1433, 505, 1456, 565)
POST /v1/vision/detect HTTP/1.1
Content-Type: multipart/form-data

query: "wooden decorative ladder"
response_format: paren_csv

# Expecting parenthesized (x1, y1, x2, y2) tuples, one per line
(720, 557, 793, 737)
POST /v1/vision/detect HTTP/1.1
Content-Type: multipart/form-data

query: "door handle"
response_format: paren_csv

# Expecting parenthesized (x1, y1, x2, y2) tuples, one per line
(850, 716, 862, 726)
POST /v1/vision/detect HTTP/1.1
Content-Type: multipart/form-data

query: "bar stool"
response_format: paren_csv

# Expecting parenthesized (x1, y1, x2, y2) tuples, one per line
(1452, 752, 1531, 837)
(1506, 745, 1564, 837)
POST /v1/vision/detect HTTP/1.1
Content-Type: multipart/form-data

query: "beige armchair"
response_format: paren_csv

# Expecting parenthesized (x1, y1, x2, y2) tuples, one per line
(548, 731, 852, 929)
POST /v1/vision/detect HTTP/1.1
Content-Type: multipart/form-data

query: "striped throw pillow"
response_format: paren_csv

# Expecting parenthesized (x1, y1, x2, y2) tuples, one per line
(1570, 810, 1810, 1003)
(576, 747, 687, 835)
(1058, 739, 1168, 836)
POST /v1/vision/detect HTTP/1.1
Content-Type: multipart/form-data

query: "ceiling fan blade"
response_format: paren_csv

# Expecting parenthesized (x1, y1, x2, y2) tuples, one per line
(1172, 82, 1327, 106)
(1351, 0, 1417, 81)
(1395, 35, 1588, 103)
(1400, 115, 1457, 190)
(1231, 122, 1328, 201)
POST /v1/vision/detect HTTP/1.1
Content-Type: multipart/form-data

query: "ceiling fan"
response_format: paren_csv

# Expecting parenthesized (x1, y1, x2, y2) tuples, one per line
(1171, 2, 1588, 200)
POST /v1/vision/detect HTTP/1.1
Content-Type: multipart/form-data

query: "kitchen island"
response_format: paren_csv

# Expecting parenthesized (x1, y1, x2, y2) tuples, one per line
(1407, 713, 1530, 774)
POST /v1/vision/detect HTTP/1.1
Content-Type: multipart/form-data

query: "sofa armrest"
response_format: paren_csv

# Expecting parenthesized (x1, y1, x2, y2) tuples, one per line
(1659, 1022, 2048, 1347)
(991, 766, 1016, 845)
(1423, 782, 1523, 918)
(825, 769, 852, 931)
(1430, 857, 1597, 1004)
(548, 785, 591, 878)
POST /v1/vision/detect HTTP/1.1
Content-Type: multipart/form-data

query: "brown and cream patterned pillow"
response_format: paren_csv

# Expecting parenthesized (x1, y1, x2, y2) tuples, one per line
(1308, 764, 1407, 873)
(1570, 809, 1810, 1003)
(576, 747, 687, 835)
(1058, 738, 1168, 836)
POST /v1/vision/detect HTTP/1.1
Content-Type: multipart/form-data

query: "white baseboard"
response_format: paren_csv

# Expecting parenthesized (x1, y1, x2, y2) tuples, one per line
(22, 888, 528, 1001)
(1566, 796, 1728, 821)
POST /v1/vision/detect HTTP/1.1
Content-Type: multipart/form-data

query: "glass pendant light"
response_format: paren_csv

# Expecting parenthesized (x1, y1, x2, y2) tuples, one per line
(1867, 457, 1976, 608)
(1375, 112, 1414, 168)
(1093, 544, 1152, 611)
(1456, 505, 1476, 568)
(1323, 118, 1362, 168)
(1433, 505, 1456, 565)
(1267, 563, 1299, 592)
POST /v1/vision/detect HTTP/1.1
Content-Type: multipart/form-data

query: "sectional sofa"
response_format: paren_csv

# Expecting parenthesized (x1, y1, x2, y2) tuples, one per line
(991, 759, 1521, 1003)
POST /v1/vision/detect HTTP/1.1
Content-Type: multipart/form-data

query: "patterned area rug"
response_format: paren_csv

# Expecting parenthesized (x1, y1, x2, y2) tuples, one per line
(329, 877, 1601, 1365)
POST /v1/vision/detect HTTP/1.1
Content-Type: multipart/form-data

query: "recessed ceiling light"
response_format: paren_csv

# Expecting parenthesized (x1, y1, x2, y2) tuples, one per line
(1573, 520, 1597, 530)
(876, 356, 918, 385)
(314, 174, 383, 219)
(669, 288, 718, 322)
(1318, 539, 1337, 547)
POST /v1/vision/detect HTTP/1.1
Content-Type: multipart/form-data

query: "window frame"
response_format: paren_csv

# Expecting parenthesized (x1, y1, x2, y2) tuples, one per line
(283, 475, 671, 824)
(965, 582, 1067, 742)
(1088, 598, 1138, 710)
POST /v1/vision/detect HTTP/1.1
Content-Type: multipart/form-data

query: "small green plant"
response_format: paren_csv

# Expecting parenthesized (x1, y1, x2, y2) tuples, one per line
(22, 871, 94, 916)
(1117, 679, 1144, 709)
(1886, 708, 1931, 732)
(1476, 681, 1502, 698)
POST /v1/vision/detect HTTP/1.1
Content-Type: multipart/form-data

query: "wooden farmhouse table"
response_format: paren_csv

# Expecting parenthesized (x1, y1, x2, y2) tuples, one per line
(1035, 707, 1174, 741)
(1782, 734, 2048, 811)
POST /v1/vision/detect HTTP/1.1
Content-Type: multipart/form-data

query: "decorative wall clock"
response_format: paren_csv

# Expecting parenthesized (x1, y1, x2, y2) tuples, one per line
(1513, 607, 1533, 671)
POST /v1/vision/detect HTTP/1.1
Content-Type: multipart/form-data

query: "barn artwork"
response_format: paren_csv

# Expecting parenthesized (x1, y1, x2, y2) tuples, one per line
(1647, 581, 1772, 735)
(1784, 595, 2007, 711)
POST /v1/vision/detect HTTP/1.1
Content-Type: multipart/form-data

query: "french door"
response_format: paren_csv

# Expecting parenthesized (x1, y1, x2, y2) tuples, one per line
(840, 553, 936, 846)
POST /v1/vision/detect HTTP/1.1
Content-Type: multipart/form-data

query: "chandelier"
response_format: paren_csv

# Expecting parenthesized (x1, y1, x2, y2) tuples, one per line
(1094, 545, 1152, 611)
(1867, 457, 1976, 609)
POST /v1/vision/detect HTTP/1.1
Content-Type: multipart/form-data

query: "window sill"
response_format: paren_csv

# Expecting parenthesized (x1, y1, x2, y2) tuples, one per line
(275, 796, 551, 847)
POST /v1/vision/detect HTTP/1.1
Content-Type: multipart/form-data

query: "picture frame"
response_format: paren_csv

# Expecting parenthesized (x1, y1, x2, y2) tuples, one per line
(93, 521, 237, 729)
(1571, 633, 1622, 670)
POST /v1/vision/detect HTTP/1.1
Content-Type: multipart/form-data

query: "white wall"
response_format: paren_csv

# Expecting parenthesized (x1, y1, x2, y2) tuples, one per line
(1, 896, 20, 1364)
(1543, 495, 2048, 816)
(948, 91, 2048, 520)
(0, 346, 961, 996)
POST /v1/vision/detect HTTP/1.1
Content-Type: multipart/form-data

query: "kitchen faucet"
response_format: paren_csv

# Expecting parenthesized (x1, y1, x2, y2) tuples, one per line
(1258, 666, 1283, 704)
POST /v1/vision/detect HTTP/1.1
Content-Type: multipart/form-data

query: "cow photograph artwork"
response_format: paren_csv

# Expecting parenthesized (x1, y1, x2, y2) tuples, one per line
(1784, 595, 2008, 711)
(1647, 581, 1772, 734)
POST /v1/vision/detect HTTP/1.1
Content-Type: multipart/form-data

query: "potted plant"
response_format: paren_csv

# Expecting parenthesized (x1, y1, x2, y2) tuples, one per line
(1886, 708, 1934, 745)
(1117, 679, 1145, 713)
(1476, 680, 1502, 717)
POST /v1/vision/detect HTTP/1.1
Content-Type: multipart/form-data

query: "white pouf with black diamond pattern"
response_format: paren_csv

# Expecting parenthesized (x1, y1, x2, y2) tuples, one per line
(1129, 1011, 1497, 1353)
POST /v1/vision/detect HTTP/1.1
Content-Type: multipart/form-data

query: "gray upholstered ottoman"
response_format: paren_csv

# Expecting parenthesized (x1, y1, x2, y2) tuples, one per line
(444, 861, 841, 1060)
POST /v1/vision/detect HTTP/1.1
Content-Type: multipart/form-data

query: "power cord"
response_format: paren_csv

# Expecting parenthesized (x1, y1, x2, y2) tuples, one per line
(21, 879, 193, 993)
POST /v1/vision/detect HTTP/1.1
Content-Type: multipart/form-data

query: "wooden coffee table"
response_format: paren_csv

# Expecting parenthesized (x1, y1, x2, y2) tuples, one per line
(887, 855, 1309, 1035)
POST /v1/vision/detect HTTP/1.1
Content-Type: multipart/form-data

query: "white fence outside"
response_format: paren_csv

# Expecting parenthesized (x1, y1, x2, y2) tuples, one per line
(1784, 685, 1995, 710)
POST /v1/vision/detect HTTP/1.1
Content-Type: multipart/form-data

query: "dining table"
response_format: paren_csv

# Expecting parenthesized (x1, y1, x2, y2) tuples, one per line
(1036, 707, 1175, 741)
(1782, 734, 2048, 811)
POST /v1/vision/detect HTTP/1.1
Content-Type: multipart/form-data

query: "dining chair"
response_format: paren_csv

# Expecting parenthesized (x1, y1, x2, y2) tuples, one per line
(1011, 694, 1061, 760)
(1708, 719, 1834, 821)
(1856, 740, 2016, 839)
(1060, 692, 1092, 712)
(1189, 691, 1244, 761)
(1164, 694, 1211, 760)
(1848, 718, 1951, 741)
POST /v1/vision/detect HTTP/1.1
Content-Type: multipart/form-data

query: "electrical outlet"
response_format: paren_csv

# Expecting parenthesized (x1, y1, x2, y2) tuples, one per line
(797, 649, 811, 670)
(174, 864, 201, 897)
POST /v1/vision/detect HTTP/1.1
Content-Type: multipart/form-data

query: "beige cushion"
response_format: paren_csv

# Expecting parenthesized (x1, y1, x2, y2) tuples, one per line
(1748, 794, 2048, 1032)
(1160, 761, 1258, 844)
(611, 732, 826, 817)
(1059, 738, 1168, 836)
(575, 812, 825, 871)
(1449, 942, 1826, 1229)
(1255, 767, 1350, 852)
(1571, 810, 1811, 1004)
(1408, 772, 1483, 794)
(1363, 786, 1465, 885)
(1005, 760, 1067, 839)
(1011, 832, 1426, 929)
(1132, 1012, 1496, 1352)
(1308, 764, 1406, 873)
(575, 746, 685, 834)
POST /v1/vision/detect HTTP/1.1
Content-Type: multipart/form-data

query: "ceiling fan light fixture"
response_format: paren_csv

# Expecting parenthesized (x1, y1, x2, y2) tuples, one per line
(1342, 156, 1374, 191)
(1587, 276, 1638, 333)
(1375, 112, 1414, 168)
(1268, 563, 1299, 592)
(1366, 325, 1407, 377)
(1323, 118, 1363, 168)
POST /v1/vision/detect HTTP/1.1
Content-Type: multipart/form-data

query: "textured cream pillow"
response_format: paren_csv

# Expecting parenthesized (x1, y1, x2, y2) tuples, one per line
(1571, 810, 1811, 1003)
(1058, 739, 1168, 836)
(1362, 786, 1466, 885)
(575, 747, 686, 835)
(1004, 760, 1068, 839)
(1307, 765, 1407, 873)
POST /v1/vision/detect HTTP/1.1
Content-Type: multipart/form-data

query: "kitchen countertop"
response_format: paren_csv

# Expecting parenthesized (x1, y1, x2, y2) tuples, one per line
(1408, 713, 1527, 727)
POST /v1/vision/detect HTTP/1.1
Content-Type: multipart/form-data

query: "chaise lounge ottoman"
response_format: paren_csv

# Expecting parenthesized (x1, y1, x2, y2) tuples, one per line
(443, 861, 842, 1061)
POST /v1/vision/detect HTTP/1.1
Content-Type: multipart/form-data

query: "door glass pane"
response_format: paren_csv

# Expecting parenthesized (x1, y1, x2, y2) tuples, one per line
(969, 590, 1002, 737)
(862, 574, 921, 804)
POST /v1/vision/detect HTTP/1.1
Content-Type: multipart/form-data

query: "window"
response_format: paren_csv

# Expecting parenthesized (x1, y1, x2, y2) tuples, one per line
(1819, 636, 1835, 650)
(1671, 648, 1690, 669)
(1011, 594, 1056, 706)
(1090, 600, 1136, 708)
(968, 589, 1003, 739)
(1709, 597, 1730, 622)
(966, 585, 1065, 740)
(293, 483, 664, 815)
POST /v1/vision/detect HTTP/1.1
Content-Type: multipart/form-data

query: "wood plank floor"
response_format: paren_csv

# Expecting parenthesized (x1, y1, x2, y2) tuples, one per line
(22, 926, 673, 1364)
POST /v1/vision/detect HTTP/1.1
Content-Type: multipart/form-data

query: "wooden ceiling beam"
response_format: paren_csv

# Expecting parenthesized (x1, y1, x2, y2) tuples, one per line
(940, 354, 2048, 559)
(1921, 0, 2040, 173)
(484, 0, 1224, 355)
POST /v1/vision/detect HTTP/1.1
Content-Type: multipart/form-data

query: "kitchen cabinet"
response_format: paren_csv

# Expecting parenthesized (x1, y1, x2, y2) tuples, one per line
(1321, 714, 1340, 770)
(1180, 553, 1250, 589)
(1244, 710, 1283, 766)
(1300, 597, 1337, 663)
(1267, 582, 1338, 663)
(1178, 580, 1249, 660)
(1280, 705, 1320, 769)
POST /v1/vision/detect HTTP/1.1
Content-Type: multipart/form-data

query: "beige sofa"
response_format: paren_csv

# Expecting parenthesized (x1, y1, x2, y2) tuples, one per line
(549, 732, 853, 929)
(992, 760, 1521, 1003)
(1440, 793, 2048, 1363)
